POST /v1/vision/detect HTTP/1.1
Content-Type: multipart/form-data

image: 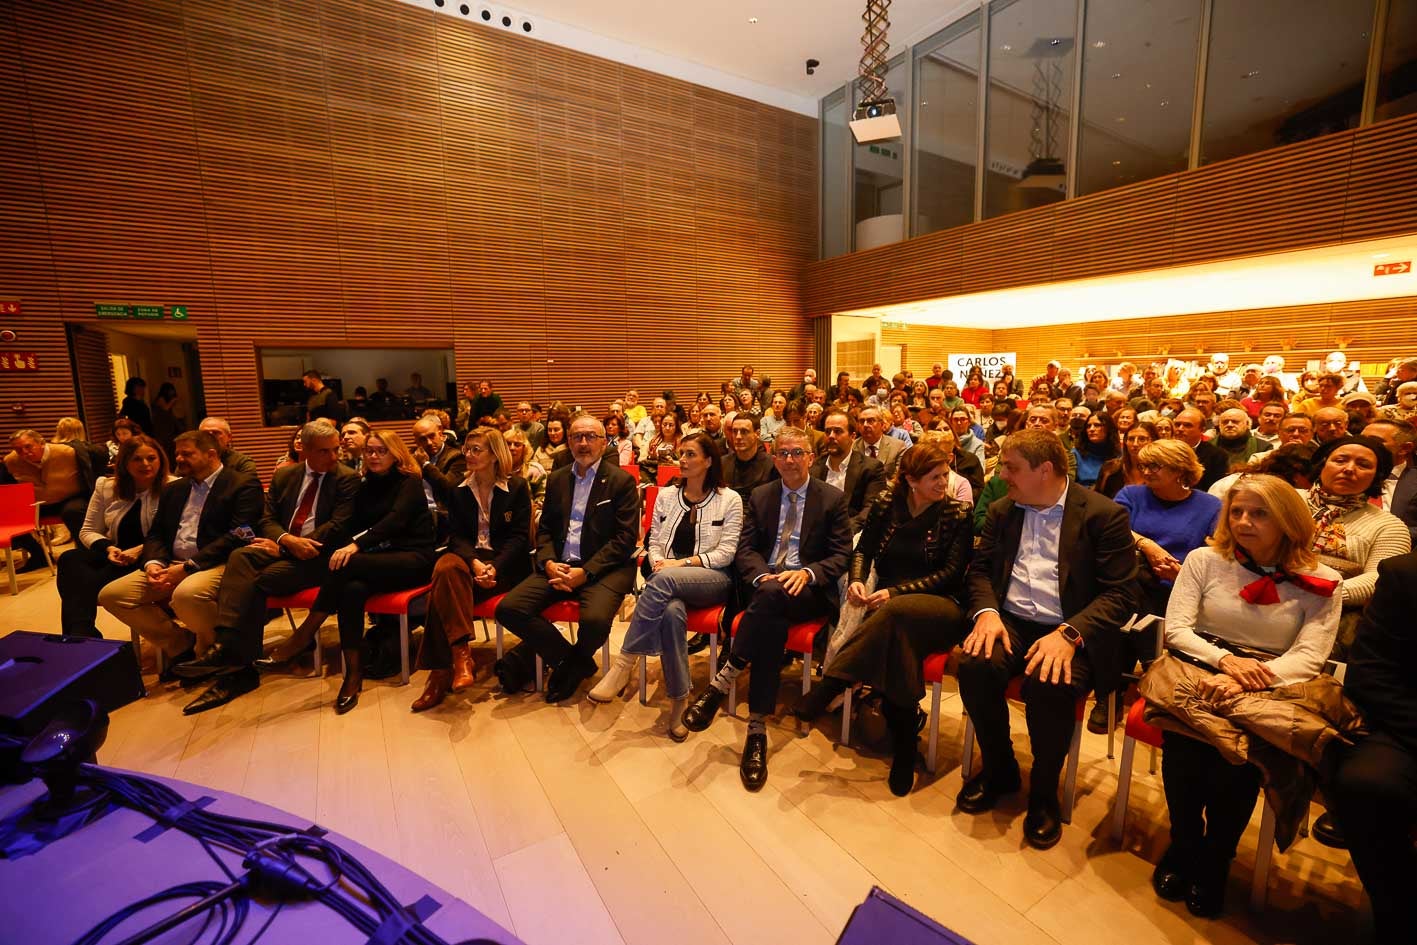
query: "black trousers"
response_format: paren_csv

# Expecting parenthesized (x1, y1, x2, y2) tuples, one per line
(1327, 731, 1417, 942)
(1159, 730, 1262, 869)
(494, 564, 635, 670)
(954, 613, 1093, 801)
(308, 551, 434, 651)
(731, 579, 835, 716)
(213, 545, 335, 663)
(56, 546, 136, 637)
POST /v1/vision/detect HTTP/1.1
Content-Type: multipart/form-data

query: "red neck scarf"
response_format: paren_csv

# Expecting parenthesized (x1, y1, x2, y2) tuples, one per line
(1235, 550, 1338, 605)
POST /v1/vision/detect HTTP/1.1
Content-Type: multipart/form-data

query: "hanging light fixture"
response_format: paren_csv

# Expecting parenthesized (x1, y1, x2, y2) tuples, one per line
(849, 0, 900, 143)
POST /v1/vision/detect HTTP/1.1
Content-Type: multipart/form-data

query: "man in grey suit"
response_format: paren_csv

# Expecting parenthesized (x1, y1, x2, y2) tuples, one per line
(854, 405, 906, 480)
(811, 410, 886, 533)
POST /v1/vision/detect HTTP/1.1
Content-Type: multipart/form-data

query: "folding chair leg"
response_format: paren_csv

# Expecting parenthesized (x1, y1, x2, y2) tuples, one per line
(535, 654, 544, 692)
(601, 638, 610, 672)
(1250, 801, 1276, 912)
(1062, 718, 1083, 823)
(801, 654, 811, 694)
(5, 549, 15, 596)
(495, 621, 504, 659)
(840, 687, 853, 746)
(927, 681, 942, 773)
(1149, 744, 1158, 775)
(1107, 695, 1117, 760)
(961, 714, 976, 780)
(399, 615, 411, 685)
(1111, 735, 1137, 842)
(708, 633, 718, 689)
(727, 671, 737, 717)
(639, 657, 648, 705)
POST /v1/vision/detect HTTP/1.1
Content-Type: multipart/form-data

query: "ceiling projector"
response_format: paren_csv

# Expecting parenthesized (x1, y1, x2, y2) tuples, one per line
(850, 99, 900, 143)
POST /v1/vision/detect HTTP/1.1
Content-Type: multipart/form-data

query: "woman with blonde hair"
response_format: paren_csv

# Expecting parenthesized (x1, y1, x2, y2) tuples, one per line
(52, 417, 86, 443)
(503, 426, 546, 511)
(1146, 474, 1340, 917)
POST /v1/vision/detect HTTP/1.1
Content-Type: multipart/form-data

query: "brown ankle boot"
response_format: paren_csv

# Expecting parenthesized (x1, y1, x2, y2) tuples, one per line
(451, 643, 475, 692)
(412, 669, 452, 712)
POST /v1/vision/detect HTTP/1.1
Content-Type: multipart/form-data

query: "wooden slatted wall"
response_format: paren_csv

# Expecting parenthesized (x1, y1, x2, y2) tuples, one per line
(0, 0, 817, 469)
(805, 112, 1417, 317)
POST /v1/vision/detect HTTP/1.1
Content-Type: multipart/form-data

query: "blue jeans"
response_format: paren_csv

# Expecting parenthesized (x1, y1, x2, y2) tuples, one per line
(620, 567, 732, 698)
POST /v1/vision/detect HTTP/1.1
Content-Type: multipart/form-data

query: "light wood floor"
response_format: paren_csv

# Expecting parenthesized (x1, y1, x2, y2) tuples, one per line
(3, 561, 1367, 945)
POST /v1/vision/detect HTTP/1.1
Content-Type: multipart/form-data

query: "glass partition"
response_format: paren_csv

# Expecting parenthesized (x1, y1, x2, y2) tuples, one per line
(1076, 0, 1200, 195)
(983, 0, 1079, 219)
(1200, 0, 1375, 165)
(821, 88, 851, 259)
(852, 54, 909, 250)
(1377, 0, 1417, 121)
(912, 13, 982, 235)
(258, 347, 455, 426)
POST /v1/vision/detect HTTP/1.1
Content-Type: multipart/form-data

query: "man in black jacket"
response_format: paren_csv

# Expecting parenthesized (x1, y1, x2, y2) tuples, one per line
(810, 410, 885, 534)
(1172, 408, 1230, 490)
(495, 414, 639, 703)
(175, 420, 359, 711)
(98, 431, 263, 698)
(956, 430, 1136, 849)
(198, 417, 260, 480)
(1325, 553, 1417, 944)
(683, 427, 853, 791)
(721, 414, 776, 501)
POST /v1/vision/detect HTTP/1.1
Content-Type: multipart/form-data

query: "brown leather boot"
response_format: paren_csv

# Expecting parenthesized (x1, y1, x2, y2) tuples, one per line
(412, 669, 452, 713)
(451, 643, 475, 692)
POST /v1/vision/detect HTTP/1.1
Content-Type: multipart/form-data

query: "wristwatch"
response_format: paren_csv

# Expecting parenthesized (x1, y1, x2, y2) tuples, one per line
(1059, 624, 1084, 648)
(182, 559, 199, 574)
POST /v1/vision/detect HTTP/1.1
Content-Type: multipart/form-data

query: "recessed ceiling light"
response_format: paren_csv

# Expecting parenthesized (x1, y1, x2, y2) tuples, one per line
(1159, 100, 1169, 107)
(748, 16, 758, 23)
(1112, 160, 1121, 166)
(1000, 44, 1012, 51)
(1242, 69, 1260, 79)
(1110, 72, 1122, 79)
(1092, 40, 1106, 48)
(1115, 116, 1126, 123)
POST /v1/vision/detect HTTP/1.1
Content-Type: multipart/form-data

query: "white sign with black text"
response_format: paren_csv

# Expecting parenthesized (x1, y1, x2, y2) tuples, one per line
(948, 352, 1017, 382)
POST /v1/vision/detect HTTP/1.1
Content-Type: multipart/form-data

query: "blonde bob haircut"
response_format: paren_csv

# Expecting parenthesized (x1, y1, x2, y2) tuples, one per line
(367, 430, 422, 477)
(1208, 473, 1318, 573)
(1137, 439, 1205, 488)
(464, 425, 514, 480)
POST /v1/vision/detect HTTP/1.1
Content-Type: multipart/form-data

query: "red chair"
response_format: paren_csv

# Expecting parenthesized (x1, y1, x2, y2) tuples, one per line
(724, 611, 826, 717)
(636, 605, 724, 704)
(961, 676, 1088, 823)
(0, 483, 53, 595)
(266, 587, 326, 676)
(532, 600, 611, 693)
(473, 592, 509, 658)
(621, 463, 640, 483)
(655, 464, 680, 486)
(365, 583, 434, 685)
(837, 652, 953, 771)
(36, 511, 65, 564)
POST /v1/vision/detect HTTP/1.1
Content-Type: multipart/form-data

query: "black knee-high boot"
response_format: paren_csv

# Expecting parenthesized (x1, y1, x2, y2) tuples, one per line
(882, 699, 920, 796)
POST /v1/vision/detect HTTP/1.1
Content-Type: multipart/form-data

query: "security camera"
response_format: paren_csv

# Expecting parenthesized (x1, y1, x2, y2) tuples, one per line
(805, 58, 819, 75)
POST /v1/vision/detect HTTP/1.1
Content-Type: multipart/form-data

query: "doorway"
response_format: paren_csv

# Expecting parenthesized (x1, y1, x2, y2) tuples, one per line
(67, 322, 205, 449)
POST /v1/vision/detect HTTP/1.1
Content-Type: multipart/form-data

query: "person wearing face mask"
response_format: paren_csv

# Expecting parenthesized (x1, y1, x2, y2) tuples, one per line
(1212, 408, 1272, 468)
(1070, 411, 1120, 488)
(794, 441, 973, 795)
(1323, 350, 1367, 395)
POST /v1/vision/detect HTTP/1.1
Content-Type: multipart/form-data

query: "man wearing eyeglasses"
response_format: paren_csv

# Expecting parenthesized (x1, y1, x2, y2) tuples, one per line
(174, 420, 359, 712)
(683, 427, 852, 791)
(495, 413, 639, 703)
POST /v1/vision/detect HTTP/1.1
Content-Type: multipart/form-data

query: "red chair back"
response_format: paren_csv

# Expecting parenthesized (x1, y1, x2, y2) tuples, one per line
(656, 464, 680, 486)
(0, 483, 37, 533)
(641, 486, 659, 542)
(622, 463, 640, 483)
(1125, 697, 1164, 748)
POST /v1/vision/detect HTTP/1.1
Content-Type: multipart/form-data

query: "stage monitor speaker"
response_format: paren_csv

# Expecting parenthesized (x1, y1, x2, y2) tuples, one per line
(836, 887, 976, 945)
(0, 632, 144, 737)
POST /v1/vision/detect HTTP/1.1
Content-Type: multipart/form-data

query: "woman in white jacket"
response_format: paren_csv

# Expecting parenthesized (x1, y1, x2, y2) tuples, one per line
(58, 434, 171, 637)
(589, 431, 743, 739)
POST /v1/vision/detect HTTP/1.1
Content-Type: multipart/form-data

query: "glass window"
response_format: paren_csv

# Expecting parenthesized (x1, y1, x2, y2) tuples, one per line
(1377, 0, 1417, 121)
(1200, 0, 1375, 165)
(913, 13, 982, 235)
(852, 54, 908, 250)
(258, 347, 454, 426)
(984, 0, 1079, 219)
(821, 88, 850, 259)
(1076, 0, 1201, 196)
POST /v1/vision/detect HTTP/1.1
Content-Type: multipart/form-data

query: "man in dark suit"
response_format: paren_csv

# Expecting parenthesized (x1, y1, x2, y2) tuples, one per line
(811, 410, 885, 534)
(854, 405, 907, 480)
(1172, 408, 1229, 490)
(197, 417, 259, 480)
(683, 427, 853, 791)
(956, 429, 1137, 849)
(174, 420, 360, 711)
(1364, 419, 1417, 544)
(494, 414, 639, 703)
(721, 413, 776, 502)
(1325, 552, 1417, 944)
(98, 430, 264, 702)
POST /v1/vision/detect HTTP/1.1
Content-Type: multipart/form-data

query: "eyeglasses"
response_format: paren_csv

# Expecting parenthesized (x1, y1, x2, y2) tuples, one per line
(364, 446, 390, 457)
(774, 449, 809, 460)
(568, 432, 605, 443)
(463, 445, 487, 455)
(1138, 462, 1164, 474)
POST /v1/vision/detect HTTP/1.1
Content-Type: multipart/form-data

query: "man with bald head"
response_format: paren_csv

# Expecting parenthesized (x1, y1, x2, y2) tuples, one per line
(971, 405, 1078, 530)
(1172, 407, 1230, 489)
(197, 417, 258, 479)
(1212, 407, 1272, 467)
(495, 413, 639, 702)
(1313, 406, 1350, 445)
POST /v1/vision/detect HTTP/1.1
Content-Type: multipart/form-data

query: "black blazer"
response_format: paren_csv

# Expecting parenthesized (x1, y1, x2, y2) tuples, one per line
(537, 460, 639, 583)
(968, 482, 1139, 692)
(809, 452, 886, 533)
(851, 488, 972, 599)
(953, 447, 985, 498)
(430, 443, 467, 487)
(721, 448, 777, 502)
(1194, 440, 1231, 490)
(1389, 465, 1417, 546)
(424, 466, 533, 582)
(258, 461, 359, 547)
(142, 467, 265, 571)
(736, 478, 852, 598)
(1347, 552, 1417, 756)
(350, 469, 435, 553)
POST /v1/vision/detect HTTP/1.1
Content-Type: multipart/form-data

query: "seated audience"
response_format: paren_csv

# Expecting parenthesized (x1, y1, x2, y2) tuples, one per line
(589, 433, 743, 737)
(531, 414, 569, 470)
(57, 435, 171, 639)
(1171, 408, 1229, 489)
(811, 410, 886, 533)
(494, 414, 639, 702)
(1071, 410, 1120, 488)
(1254, 402, 1287, 444)
(338, 419, 371, 473)
(1361, 419, 1417, 543)
(603, 414, 635, 466)
(1094, 420, 1157, 498)
(1278, 413, 1316, 447)
(503, 426, 546, 514)
(1212, 407, 1272, 468)
(682, 428, 852, 791)
(949, 407, 986, 468)
(3, 427, 99, 565)
(1312, 406, 1349, 444)
(106, 418, 142, 468)
(721, 413, 776, 502)
(956, 430, 1136, 850)
(1147, 475, 1340, 918)
(1378, 380, 1417, 422)
(640, 409, 683, 484)
(1343, 391, 1378, 431)
(192, 417, 256, 480)
(1207, 442, 1316, 499)
(795, 441, 972, 794)
(759, 391, 788, 443)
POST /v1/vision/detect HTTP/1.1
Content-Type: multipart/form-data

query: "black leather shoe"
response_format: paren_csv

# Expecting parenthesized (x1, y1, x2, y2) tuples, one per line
(158, 648, 197, 684)
(545, 655, 594, 703)
(1185, 864, 1229, 919)
(182, 668, 259, 715)
(172, 642, 245, 679)
(739, 732, 768, 792)
(682, 687, 727, 732)
(792, 677, 846, 723)
(685, 633, 710, 656)
(1311, 812, 1347, 849)
(335, 685, 362, 715)
(955, 765, 1022, 814)
(494, 657, 529, 695)
(1023, 799, 1063, 850)
(1151, 846, 1192, 902)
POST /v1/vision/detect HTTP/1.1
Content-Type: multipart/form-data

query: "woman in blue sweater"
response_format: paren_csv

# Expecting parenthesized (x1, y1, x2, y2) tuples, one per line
(1089, 438, 1221, 732)
(1071, 410, 1120, 487)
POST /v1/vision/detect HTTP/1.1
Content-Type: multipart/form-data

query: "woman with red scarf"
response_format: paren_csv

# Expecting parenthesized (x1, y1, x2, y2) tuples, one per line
(1150, 474, 1340, 918)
